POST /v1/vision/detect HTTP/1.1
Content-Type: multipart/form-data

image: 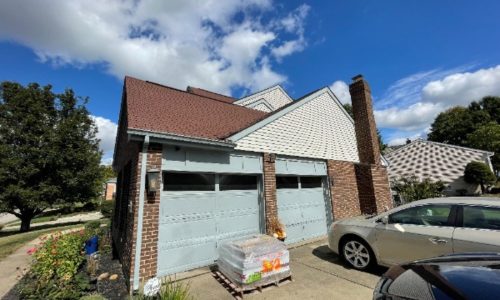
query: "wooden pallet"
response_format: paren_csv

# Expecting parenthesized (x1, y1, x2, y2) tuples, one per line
(212, 269, 293, 299)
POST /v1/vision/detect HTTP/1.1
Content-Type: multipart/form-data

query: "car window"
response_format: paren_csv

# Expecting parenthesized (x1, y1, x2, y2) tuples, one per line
(463, 206, 500, 230)
(389, 205, 452, 226)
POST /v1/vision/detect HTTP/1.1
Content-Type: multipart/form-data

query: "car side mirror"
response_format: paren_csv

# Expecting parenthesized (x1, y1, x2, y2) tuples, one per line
(380, 215, 389, 225)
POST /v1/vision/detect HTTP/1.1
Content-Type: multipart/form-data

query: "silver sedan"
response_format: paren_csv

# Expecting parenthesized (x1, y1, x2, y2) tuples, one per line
(328, 197, 500, 270)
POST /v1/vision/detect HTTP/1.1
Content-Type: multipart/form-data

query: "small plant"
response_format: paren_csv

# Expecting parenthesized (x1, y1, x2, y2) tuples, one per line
(464, 161, 497, 194)
(100, 200, 115, 218)
(391, 176, 445, 203)
(135, 277, 193, 300)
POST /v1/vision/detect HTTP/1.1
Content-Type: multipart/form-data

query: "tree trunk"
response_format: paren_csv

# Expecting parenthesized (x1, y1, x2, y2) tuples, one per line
(20, 216, 32, 232)
(480, 182, 485, 195)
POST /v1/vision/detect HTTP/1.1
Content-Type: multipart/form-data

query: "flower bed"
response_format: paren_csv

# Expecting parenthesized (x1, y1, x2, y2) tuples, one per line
(15, 221, 112, 299)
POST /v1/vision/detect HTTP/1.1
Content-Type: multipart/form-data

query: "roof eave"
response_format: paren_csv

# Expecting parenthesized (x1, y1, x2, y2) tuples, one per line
(128, 128, 236, 151)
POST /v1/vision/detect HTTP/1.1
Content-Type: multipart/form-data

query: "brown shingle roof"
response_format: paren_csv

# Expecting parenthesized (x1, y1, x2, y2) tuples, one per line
(125, 76, 268, 140)
(186, 86, 235, 103)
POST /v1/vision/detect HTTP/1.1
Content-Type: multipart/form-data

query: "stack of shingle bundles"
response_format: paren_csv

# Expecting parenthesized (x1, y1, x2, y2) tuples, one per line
(217, 234, 291, 289)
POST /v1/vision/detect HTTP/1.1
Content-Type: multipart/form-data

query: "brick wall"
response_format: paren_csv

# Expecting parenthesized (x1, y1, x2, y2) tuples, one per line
(327, 160, 393, 219)
(263, 153, 278, 234)
(139, 143, 162, 280)
(105, 182, 116, 201)
(327, 160, 361, 219)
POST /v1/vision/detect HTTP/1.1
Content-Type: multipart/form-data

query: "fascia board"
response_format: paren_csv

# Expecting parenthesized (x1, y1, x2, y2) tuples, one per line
(128, 128, 236, 150)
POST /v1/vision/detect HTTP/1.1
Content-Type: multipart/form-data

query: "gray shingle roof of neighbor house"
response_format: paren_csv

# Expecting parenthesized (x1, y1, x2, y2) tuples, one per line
(385, 139, 494, 184)
(124, 76, 268, 141)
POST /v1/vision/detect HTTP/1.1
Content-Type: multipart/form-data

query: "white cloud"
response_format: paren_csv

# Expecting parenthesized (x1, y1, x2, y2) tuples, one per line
(375, 102, 443, 131)
(375, 65, 500, 141)
(271, 4, 309, 61)
(329, 80, 351, 104)
(91, 116, 118, 164)
(375, 64, 474, 109)
(422, 65, 500, 106)
(0, 0, 310, 95)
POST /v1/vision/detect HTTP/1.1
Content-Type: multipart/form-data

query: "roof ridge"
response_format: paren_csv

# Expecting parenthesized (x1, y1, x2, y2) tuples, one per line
(126, 76, 257, 110)
(187, 86, 235, 100)
(386, 139, 494, 157)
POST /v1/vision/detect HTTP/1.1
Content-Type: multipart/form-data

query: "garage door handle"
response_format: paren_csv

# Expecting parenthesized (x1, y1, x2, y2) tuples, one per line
(429, 237, 448, 244)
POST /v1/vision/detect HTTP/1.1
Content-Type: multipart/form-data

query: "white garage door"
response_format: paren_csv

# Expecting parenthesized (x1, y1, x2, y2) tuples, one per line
(157, 172, 261, 276)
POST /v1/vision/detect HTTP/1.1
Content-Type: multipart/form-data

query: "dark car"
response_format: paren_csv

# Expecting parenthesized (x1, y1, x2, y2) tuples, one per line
(373, 253, 500, 300)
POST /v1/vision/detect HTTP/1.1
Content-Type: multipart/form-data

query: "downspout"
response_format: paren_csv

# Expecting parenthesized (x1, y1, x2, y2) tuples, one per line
(133, 135, 149, 290)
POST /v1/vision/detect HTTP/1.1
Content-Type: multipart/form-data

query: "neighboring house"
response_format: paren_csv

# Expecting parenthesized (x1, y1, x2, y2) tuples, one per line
(386, 139, 495, 196)
(104, 178, 117, 201)
(111, 74, 393, 291)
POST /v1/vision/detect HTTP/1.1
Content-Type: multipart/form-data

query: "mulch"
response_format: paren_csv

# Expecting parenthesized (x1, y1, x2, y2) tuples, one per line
(1, 250, 129, 300)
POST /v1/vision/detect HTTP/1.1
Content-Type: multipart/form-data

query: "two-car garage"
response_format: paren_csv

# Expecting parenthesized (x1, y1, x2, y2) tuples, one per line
(157, 147, 332, 276)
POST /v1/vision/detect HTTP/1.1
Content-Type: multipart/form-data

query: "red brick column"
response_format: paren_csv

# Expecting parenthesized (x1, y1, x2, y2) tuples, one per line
(139, 143, 162, 280)
(263, 153, 278, 234)
(327, 160, 361, 219)
(370, 164, 393, 212)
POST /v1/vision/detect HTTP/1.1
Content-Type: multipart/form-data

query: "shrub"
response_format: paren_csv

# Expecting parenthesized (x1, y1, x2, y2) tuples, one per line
(464, 161, 497, 194)
(83, 201, 98, 211)
(100, 200, 114, 218)
(85, 220, 101, 232)
(391, 176, 445, 203)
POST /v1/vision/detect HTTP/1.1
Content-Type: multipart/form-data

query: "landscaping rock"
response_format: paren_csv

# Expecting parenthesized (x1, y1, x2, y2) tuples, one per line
(97, 272, 109, 280)
(109, 274, 118, 280)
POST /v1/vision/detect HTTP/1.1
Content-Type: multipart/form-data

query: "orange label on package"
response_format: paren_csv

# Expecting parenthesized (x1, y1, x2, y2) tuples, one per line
(262, 258, 281, 273)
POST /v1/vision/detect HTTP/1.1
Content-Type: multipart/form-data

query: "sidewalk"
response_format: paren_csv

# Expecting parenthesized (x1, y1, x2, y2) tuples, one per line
(3, 211, 102, 231)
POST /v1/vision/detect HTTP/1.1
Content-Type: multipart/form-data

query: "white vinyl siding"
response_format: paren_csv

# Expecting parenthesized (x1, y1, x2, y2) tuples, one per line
(234, 91, 360, 162)
(235, 86, 292, 111)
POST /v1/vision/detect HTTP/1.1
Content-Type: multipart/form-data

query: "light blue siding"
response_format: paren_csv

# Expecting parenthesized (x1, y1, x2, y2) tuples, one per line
(275, 157, 327, 176)
(163, 146, 262, 174)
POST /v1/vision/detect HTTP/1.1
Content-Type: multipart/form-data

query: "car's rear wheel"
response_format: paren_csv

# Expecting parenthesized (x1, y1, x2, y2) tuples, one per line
(341, 238, 373, 270)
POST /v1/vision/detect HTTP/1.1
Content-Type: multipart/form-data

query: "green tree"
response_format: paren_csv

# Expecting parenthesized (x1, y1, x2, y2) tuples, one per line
(464, 161, 496, 194)
(428, 106, 491, 146)
(342, 103, 387, 152)
(101, 165, 116, 181)
(467, 122, 500, 174)
(391, 176, 445, 203)
(473, 96, 500, 124)
(0, 82, 102, 232)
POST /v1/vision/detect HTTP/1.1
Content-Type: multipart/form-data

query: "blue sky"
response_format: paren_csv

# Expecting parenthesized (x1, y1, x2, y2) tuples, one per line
(1, 0, 500, 163)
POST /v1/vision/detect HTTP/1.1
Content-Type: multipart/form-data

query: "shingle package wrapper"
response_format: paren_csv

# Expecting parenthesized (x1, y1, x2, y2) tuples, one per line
(217, 234, 291, 288)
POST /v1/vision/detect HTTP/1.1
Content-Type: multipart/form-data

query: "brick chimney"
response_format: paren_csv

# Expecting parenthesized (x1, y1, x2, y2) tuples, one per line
(349, 75, 380, 165)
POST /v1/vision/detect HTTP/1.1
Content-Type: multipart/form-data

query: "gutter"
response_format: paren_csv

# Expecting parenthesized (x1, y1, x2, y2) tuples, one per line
(128, 129, 236, 151)
(133, 135, 149, 290)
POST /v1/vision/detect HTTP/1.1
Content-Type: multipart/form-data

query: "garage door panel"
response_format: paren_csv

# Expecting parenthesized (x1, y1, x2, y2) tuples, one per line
(157, 239, 217, 276)
(277, 173, 330, 244)
(160, 193, 216, 215)
(158, 173, 261, 277)
(216, 191, 259, 210)
(159, 218, 216, 241)
(277, 190, 302, 205)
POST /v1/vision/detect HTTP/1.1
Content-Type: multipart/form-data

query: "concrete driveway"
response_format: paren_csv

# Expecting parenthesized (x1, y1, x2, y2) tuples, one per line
(179, 239, 386, 300)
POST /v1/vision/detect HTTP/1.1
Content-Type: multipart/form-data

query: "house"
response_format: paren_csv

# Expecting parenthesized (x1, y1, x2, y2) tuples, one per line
(104, 178, 117, 201)
(385, 139, 494, 196)
(111, 74, 393, 291)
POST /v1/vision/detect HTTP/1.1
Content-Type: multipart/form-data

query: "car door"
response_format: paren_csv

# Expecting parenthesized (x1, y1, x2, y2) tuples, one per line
(453, 205, 500, 253)
(374, 204, 455, 266)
